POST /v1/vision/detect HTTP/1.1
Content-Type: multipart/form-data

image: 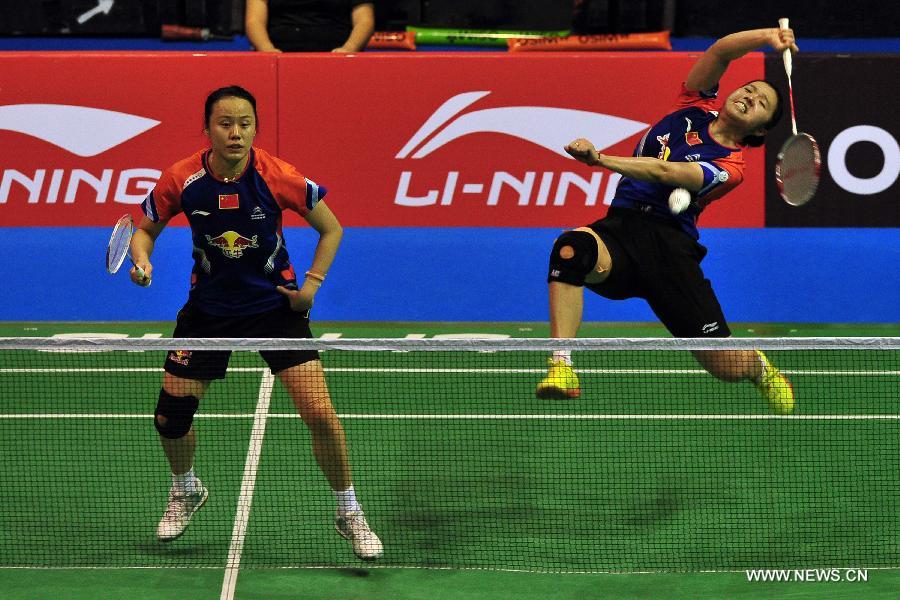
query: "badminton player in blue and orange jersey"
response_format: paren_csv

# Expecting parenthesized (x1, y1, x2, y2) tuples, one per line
(129, 85, 382, 560)
(537, 28, 798, 412)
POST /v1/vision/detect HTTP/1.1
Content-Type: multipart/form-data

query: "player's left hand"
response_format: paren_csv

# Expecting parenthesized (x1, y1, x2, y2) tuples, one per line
(276, 283, 315, 313)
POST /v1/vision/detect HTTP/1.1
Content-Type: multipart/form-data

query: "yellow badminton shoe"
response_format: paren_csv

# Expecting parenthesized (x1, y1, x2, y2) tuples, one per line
(754, 350, 795, 414)
(536, 358, 581, 399)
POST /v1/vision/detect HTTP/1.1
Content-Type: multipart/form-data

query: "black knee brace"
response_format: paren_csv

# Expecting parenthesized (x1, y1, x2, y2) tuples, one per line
(547, 230, 599, 286)
(154, 389, 200, 439)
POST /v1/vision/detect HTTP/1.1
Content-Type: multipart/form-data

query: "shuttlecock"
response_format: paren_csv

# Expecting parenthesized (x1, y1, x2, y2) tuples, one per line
(668, 187, 692, 214)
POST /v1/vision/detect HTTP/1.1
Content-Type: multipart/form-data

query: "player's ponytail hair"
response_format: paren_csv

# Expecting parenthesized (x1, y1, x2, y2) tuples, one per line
(739, 80, 784, 148)
(204, 85, 259, 130)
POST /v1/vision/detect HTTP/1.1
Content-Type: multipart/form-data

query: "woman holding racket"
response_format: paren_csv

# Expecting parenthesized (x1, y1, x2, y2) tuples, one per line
(537, 27, 799, 412)
(129, 85, 382, 560)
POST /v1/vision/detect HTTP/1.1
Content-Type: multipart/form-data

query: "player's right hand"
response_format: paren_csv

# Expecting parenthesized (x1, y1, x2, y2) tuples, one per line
(130, 262, 153, 287)
(770, 27, 799, 54)
(565, 138, 600, 166)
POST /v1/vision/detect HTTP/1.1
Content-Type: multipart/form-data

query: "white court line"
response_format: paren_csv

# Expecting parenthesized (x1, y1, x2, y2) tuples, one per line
(1, 367, 897, 376)
(220, 370, 274, 600)
(1, 413, 898, 420)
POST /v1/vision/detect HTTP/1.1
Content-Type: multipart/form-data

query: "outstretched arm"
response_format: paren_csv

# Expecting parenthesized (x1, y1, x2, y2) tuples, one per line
(565, 139, 705, 191)
(685, 28, 798, 92)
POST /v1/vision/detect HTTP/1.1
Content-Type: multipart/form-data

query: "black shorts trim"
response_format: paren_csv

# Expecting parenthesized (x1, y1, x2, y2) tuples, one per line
(583, 207, 731, 338)
(164, 302, 320, 380)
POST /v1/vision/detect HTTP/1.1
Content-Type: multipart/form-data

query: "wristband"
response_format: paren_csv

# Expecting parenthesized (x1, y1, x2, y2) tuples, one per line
(304, 270, 326, 282)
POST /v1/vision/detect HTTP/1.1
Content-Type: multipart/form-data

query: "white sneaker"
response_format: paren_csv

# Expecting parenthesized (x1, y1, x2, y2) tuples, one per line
(335, 511, 383, 560)
(156, 484, 208, 542)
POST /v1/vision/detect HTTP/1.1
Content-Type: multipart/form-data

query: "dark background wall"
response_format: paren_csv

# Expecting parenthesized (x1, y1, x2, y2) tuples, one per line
(1, 1, 898, 37)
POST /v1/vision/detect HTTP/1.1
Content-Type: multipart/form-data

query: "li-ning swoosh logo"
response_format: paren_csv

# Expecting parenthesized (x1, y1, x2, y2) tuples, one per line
(0, 104, 160, 157)
(396, 91, 648, 159)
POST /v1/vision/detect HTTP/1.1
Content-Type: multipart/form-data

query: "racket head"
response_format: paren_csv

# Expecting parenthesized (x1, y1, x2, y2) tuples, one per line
(775, 132, 821, 206)
(106, 214, 135, 274)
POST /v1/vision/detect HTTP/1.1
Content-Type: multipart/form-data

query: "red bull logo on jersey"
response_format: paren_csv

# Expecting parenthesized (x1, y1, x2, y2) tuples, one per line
(205, 230, 259, 258)
(656, 133, 671, 161)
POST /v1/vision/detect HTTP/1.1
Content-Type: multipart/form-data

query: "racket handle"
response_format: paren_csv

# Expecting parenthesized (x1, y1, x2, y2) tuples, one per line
(778, 18, 792, 77)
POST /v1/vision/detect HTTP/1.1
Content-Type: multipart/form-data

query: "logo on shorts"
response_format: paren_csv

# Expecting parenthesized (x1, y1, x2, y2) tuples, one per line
(702, 322, 720, 334)
(206, 230, 259, 258)
(168, 350, 192, 366)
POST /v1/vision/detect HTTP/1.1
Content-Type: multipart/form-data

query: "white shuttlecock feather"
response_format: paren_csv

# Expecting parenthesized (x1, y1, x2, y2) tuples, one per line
(668, 187, 692, 214)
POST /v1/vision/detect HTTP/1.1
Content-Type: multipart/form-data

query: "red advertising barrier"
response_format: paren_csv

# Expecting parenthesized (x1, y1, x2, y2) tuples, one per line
(0, 52, 764, 228)
(277, 53, 764, 227)
(0, 52, 277, 227)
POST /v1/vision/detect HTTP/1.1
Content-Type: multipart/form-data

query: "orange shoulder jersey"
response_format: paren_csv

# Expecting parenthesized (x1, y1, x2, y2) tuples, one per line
(610, 83, 745, 240)
(141, 147, 326, 316)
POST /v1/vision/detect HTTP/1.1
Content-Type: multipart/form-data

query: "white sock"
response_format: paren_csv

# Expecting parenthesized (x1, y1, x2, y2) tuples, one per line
(552, 350, 572, 366)
(173, 467, 199, 495)
(335, 485, 361, 515)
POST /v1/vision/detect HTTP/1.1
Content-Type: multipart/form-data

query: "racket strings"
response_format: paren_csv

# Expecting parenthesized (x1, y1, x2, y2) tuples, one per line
(777, 135, 820, 206)
(106, 216, 135, 273)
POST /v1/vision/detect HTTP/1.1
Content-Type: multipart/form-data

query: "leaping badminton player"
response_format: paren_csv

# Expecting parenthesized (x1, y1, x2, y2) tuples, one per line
(537, 27, 798, 412)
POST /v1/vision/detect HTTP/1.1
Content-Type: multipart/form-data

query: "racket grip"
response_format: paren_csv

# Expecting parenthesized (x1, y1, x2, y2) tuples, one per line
(778, 18, 792, 76)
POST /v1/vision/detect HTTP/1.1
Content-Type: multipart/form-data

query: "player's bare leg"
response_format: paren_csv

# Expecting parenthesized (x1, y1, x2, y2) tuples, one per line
(279, 361, 351, 489)
(279, 360, 382, 560)
(692, 350, 760, 382)
(159, 373, 208, 474)
(538, 230, 612, 399)
(549, 281, 584, 339)
(156, 373, 209, 541)
(692, 349, 794, 414)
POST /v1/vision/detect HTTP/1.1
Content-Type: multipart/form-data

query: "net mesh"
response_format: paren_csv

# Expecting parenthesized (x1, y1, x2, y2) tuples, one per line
(0, 337, 897, 572)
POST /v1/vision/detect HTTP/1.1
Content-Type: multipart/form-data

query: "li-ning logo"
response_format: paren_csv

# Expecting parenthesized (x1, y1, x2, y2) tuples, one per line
(0, 104, 159, 157)
(392, 91, 648, 208)
(396, 91, 647, 159)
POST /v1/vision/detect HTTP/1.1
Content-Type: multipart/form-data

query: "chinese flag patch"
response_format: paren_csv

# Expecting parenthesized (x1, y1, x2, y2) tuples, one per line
(219, 194, 239, 209)
(685, 131, 702, 146)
